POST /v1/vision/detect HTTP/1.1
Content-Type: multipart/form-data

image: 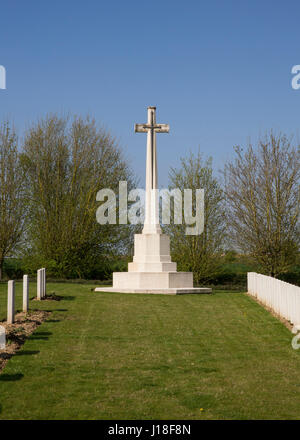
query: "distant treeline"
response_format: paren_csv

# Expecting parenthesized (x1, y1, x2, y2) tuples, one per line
(0, 115, 299, 284)
(3, 253, 300, 289)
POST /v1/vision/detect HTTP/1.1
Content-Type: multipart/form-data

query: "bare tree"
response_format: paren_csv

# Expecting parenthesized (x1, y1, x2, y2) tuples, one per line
(21, 114, 136, 278)
(224, 133, 300, 277)
(167, 150, 225, 284)
(0, 122, 26, 279)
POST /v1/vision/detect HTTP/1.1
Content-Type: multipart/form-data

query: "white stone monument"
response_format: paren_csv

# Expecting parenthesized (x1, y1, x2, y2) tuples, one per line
(37, 268, 46, 299)
(0, 325, 5, 349)
(37, 269, 42, 300)
(96, 106, 211, 295)
(7, 280, 15, 324)
(42, 267, 46, 297)
(23, 274, 29, 312)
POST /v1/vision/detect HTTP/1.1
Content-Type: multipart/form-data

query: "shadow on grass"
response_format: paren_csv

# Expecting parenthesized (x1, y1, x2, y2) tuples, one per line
(45, 294, 75, 301)
(25, 318, 47, 326)
(0, 373, 24, 382)
(34, 331, 52, 335)
(15, 350, 40, 356)
(30, 331, 52, 340)
(45, 319, 61, 323)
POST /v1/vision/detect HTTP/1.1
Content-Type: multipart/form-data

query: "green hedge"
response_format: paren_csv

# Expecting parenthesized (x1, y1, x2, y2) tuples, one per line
(2, 256, 128, 281)
(277, 271, 300, 287)
(3, 257, 300, 288)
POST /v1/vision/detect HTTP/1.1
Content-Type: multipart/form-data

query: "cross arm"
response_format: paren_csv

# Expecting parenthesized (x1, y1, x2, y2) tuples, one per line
(134, 123, 170, 133)
(134, 124, 147, 133)
(155, 124, 169, 133)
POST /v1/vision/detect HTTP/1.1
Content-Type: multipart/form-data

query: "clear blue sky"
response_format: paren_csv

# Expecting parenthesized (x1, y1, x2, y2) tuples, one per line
(0, 0, 300, 186)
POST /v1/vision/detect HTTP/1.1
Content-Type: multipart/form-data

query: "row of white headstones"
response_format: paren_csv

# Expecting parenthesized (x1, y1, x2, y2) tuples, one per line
(0, 268, 47, 349)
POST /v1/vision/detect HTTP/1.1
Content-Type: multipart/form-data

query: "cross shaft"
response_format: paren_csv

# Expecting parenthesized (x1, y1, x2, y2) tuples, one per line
(135, 106, 169, 234)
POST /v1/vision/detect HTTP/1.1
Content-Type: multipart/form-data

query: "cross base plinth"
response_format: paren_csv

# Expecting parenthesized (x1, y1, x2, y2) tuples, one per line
(95, 233, 212, 295)
(95, 287, 212, 295)
(128, 233, 176, 272)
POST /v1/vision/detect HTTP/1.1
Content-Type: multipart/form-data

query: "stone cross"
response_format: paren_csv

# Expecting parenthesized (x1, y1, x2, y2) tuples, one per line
(95, 106, 212, 295)
(135, 106, 169, 234)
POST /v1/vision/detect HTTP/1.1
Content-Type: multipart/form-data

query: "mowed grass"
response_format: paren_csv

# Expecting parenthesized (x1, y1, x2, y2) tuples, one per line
(0, 282, 300, 419)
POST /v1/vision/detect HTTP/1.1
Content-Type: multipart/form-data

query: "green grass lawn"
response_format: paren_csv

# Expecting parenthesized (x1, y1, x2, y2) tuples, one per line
(0, 282, 300, 420)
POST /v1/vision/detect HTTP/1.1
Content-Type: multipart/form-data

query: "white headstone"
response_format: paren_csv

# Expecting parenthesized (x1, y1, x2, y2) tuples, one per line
(37, 269, 42, 300)
(23, 274, 29, 312)
(42, 268, 46, 298)
(0, 325, 5, 349)
(41, 268, 44, 298)
(44, 268, 46, 297)
(7, 280, 15, 324)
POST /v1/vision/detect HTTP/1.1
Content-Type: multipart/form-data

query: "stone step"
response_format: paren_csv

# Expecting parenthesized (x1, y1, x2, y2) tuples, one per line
(128, 262, 177, 272)
(113, 271, 194, 289)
